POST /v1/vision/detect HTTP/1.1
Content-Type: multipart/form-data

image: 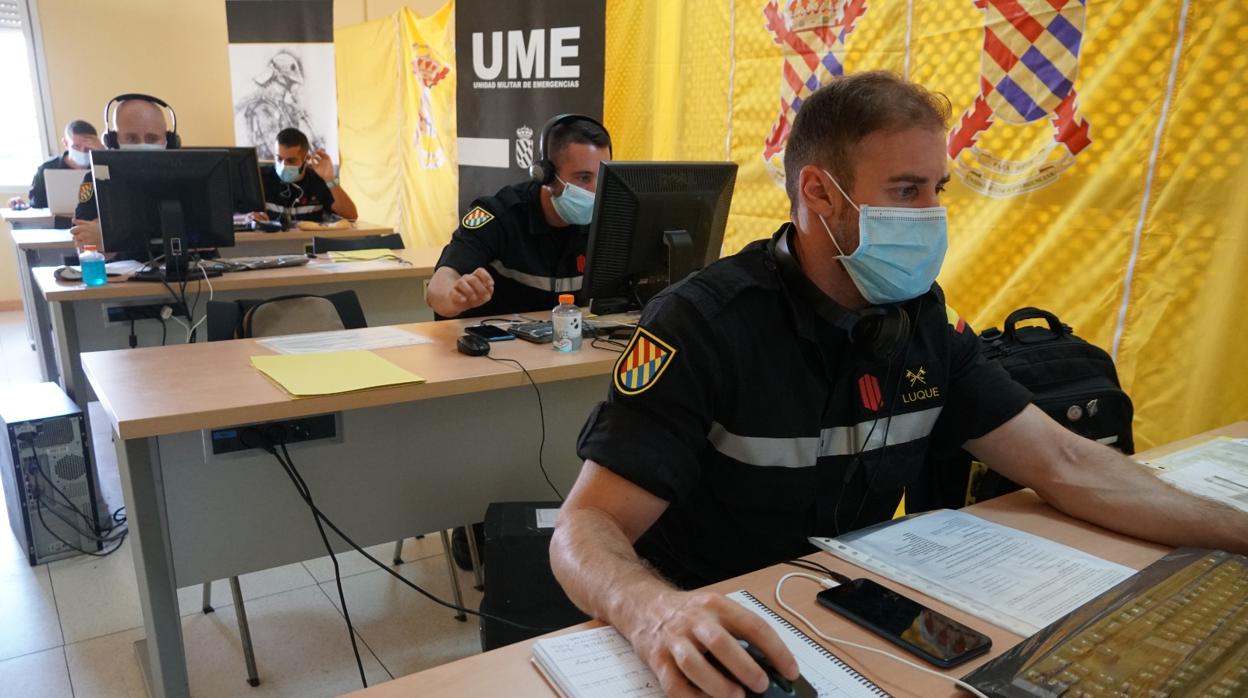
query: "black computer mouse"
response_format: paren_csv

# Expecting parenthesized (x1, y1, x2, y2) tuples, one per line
(705, 641, 816, 698)
(457, 333, 491, 357)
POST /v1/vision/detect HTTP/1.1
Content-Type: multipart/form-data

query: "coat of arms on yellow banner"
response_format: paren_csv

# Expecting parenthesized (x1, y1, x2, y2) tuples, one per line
(762, 0, 870, 187)
(948, 0, 1092, 198)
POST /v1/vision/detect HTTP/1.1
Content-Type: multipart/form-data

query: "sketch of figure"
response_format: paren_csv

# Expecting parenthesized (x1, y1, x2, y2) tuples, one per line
(235, 49, 324, 160)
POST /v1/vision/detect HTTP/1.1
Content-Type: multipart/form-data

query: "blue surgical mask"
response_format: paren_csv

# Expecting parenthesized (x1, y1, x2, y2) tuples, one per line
(276, 162, 302, 184)
(551, 176, 595, 226)
(118, 142, 165, 151)
(66, 148, 91, 166)
(820, 170, 948, 305)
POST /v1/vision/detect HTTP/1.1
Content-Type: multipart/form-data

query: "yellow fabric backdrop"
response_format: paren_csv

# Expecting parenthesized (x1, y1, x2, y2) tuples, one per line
(336, 4, 457, 248)
(603, 0, 1248, 449)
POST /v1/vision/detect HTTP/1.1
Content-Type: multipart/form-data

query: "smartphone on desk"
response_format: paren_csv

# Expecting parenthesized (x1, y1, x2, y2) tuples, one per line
(816, 578, 992, 668)
(465, 324, 515, 341)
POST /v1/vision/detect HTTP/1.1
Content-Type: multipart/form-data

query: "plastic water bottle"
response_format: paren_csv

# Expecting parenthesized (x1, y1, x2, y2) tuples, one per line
(552, 294, 583, 352)
(80, 245, 107, 287)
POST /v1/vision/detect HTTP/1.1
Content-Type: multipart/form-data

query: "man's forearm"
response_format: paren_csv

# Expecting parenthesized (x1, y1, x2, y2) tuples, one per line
(1039, 439, 1248, 554)
(331, 189, 358, 220)
(550, 507, 675, 634)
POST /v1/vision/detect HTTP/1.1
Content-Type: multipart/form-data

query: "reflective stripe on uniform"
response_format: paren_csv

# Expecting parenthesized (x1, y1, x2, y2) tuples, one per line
(265, 202, 322, 215)
(707, 406, 944, 468)
(488, 259, 582, 293)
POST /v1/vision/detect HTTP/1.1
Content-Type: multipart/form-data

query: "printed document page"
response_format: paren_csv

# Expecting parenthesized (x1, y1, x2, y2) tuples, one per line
(256, 326, 431, 354)
(1148, 437, 1248, 512)
(811, 510, 1133, 636)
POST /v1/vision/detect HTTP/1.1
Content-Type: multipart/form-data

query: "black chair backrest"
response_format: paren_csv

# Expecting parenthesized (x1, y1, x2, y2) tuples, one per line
(313, 234, 405, 253)
(205, 290, 367, 341)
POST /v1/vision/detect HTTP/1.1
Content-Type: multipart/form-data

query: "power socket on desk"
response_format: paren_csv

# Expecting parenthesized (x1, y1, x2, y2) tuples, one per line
(104, 302, 189, 324)
(210, 414, 338, 455)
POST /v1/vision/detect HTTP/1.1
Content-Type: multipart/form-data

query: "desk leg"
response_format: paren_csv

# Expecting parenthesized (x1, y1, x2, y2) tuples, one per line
(26, 248, 59, 382)
(49, 299, 82, 401)
(118, 436, 190, 698)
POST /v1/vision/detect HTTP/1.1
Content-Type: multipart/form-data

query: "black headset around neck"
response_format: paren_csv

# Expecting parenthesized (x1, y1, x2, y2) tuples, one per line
(768, 226, 912, 362)
(102, 93, 180, 149)
(527, 113, 606, 185)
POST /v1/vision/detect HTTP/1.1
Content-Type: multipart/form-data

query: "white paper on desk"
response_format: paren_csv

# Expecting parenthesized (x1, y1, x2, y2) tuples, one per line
(310, 260, 403, 273)
(1148, 437, 1248, 512)
(105, 260, 145, 276)
(811, 510, 1134, 636)
(531, 626, 663, 698)
(256, 326, 431, 354)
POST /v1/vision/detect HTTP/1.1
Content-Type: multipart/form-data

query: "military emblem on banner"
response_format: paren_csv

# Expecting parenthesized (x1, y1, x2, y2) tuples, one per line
(762, 0, 870, 187)
(948, 0, 1091, 198)
(515, 124, 534, 169)
(613, 328, 677, 396)
(412, 44, 450, 170)
(461, 206, 494, 229)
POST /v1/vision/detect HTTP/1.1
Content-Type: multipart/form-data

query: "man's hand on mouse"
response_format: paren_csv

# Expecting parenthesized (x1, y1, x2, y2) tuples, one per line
(447, 267, 495, 316)
(7, 196, 29, 210)
(622, 589, 799, 698)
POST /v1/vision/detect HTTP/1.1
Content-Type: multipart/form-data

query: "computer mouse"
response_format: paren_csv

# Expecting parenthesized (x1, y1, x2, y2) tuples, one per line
(705, 641, 816, 698)
(457, 333, 491, 357)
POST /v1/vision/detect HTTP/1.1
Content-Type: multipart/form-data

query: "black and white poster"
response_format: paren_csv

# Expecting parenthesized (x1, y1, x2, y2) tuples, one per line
(455, 0, 605, 213)
(225, 0, 338, 162)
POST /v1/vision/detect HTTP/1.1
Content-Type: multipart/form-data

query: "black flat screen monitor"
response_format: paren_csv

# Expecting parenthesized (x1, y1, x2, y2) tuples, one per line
(581, 161, 737, 314)
(185, 146, 266, 213)
(92, 150, 235, 265)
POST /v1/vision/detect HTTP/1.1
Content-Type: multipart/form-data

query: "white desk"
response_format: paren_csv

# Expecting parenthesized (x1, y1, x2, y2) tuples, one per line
(1, 206, 57, 229)
(82, 317, 617, 698)
(8, 223, 407, 383)
(34, 247, 440, 412)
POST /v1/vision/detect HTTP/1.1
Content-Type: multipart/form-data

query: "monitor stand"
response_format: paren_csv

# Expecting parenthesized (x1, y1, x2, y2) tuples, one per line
(131, 201, 221, 283)
(588, 229, 697, 316)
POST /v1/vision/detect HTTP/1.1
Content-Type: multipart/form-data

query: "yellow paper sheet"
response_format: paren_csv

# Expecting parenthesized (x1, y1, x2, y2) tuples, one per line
(327, 248, 402, 263)
(250, 351, 424, 397)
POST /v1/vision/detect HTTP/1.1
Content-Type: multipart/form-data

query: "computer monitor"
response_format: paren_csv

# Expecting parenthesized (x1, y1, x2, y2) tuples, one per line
(185, 146, 266, 213)
(92, 150, 235, 279)
(581, 161, 737, 314)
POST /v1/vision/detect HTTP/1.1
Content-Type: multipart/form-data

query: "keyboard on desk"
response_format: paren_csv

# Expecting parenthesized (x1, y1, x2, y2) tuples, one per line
(1008, 551, 1248, 697)
(197, 255, 310, 273)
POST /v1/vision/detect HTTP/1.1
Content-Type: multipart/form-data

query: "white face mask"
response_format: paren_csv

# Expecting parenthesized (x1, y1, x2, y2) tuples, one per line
(118, 142, 166, 151)
(66, 148, 91, 166)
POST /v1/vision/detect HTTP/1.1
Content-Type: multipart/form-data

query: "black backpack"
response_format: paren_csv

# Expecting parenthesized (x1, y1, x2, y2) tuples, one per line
(909, 307, 1134, 511)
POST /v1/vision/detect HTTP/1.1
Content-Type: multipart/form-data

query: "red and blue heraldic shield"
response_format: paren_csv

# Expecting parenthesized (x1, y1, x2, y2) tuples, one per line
(614, 328, 677, 396)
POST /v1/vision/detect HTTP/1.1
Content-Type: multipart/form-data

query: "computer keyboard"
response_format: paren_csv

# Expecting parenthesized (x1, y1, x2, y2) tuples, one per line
(197, 255, 310, 273)
(1010, 552, 1248, 697)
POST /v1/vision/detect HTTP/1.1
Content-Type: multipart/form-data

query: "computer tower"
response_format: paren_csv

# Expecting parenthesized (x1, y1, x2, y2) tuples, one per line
(0, 383, 103, 565)
(478, 501, 589, 651)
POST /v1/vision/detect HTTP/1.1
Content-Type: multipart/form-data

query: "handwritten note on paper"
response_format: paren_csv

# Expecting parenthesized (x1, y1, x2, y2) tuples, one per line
(532, 626, 662, 698)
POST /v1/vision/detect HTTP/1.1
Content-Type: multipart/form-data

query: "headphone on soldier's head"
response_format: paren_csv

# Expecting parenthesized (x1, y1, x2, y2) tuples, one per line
(102, 93, 180, 149)
(768, 227, 912, 363)
(527, 113, 607, 184)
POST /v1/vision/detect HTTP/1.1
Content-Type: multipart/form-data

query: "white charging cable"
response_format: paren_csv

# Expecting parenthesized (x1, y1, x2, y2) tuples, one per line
(184, 265, 214, 342)
(773, 572, 989, 698)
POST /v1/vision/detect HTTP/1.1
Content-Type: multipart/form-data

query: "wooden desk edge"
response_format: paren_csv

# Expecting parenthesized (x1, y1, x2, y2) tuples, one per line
(342, 421, 1248, 697)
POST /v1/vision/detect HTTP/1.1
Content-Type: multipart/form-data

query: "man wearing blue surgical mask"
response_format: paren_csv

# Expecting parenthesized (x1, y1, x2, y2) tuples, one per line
(252, 127, 358, 225)
(428, 115, 612, 319)
(551, 71, 1248, 698)
(7, 120, 102, 212)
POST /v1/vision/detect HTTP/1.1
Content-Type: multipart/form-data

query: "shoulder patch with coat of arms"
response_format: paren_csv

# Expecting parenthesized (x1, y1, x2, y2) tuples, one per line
(461, 206, 494, 230)
(78, 181, 93, 204)
(613, 327, 677, 396)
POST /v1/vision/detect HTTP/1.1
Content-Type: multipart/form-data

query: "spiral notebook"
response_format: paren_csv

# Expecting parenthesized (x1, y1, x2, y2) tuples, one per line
(530, 590, 890, 698)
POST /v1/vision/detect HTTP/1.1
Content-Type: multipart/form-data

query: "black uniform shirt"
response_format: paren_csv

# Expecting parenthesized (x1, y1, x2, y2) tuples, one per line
(27, 153, 74, 209)
(436, 180, 588, 318)
(576, 225, 1033, 589)
(260, 167, 335, 222)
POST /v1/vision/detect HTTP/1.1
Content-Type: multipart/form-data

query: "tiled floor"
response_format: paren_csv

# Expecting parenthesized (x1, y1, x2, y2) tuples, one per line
(0, 311, 487, 696)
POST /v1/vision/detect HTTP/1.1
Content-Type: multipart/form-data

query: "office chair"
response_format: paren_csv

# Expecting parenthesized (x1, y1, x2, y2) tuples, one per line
(312, 233, 405, 253)
(202, 290, 466, 685)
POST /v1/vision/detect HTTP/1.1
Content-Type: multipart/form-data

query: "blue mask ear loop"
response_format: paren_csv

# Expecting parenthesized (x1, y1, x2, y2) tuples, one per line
(817, 169, 860, 258)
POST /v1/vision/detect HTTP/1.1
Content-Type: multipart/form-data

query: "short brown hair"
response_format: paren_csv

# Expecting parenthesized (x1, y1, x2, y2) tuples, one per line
(784, 72, 951, 212)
